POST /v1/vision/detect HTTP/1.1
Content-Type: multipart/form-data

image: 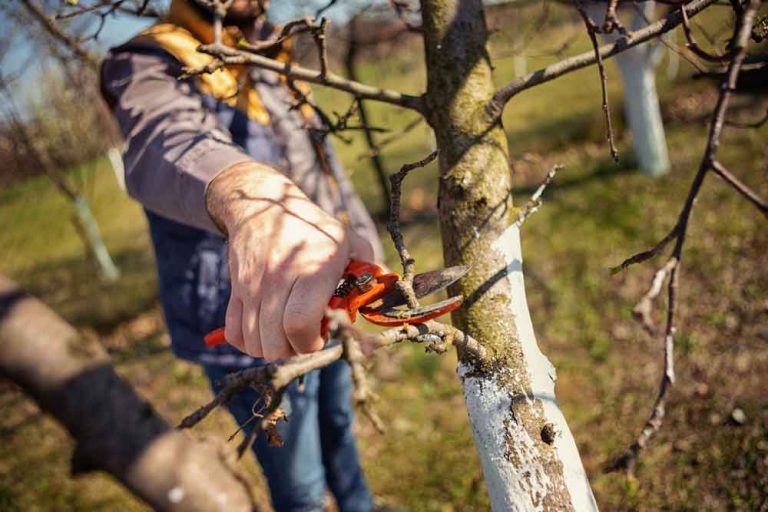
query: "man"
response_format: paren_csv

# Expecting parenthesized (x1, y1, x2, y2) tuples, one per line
(100, 0, 382, 510)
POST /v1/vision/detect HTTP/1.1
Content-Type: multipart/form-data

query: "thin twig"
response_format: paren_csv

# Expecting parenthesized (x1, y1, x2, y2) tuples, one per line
(388, 150, 439, 307)
(514, 165, 562, 228)
(632, 257, 679, 336)
(19, 0, 98, 69)
(710, 160, 768, 216)
(238, 17, 315, 54)
(681, 6, 735, 62)
(608, 0, 762, 477)
(339, 326, 385, 433)
(488, 0, 719, 118)
(313, 18, 330, 79)
(358, 117, 424, 159)
(602, 0, 626, 34)
(574, 2, 619, 162)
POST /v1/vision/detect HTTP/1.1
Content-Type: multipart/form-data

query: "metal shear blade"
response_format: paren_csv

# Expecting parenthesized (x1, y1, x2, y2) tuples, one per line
(360, 296, 464, 326)
(378, 265, 469, 310)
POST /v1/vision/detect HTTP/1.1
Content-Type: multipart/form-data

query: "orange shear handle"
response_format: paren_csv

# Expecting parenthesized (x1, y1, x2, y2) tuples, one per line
(204, 260, 398, 347)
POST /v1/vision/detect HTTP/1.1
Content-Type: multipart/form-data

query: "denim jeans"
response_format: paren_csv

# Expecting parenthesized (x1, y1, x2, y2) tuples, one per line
(204, 358, 373, 512)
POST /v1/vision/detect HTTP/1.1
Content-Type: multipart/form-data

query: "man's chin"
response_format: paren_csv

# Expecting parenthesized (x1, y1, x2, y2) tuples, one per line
(223, 0, 267, 25)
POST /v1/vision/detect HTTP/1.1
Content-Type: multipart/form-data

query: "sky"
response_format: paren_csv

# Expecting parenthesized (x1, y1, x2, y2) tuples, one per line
(0, 0, 379, 111)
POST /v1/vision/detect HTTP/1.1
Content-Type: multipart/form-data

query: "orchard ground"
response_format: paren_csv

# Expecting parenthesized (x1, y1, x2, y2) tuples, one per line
(1, 7, 766, 511)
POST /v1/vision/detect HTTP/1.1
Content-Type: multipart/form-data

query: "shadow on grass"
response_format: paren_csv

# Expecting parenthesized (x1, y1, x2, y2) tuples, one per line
(107, 333, 169, 366)
(14, 247, 158, 333)
(513, 155, 638, 196)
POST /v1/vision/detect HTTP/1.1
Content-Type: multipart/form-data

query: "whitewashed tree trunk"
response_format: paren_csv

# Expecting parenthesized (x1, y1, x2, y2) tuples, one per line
(459, 225, 598, 510)
(588, 2, 671, 176)
(421, 0, 598, 509)
(73, 195, 121, 281)
(108, 145, 127, 190)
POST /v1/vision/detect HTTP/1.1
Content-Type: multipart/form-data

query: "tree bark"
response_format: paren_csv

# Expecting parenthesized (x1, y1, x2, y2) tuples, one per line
(0, 274, 256, 512)
(420, 0, 597, 509)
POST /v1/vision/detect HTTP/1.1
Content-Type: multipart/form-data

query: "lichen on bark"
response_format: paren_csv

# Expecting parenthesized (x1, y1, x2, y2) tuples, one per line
(421, 0, 596, 509)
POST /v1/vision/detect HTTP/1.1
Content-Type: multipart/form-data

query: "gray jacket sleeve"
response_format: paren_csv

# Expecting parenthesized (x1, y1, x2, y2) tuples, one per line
(101, 47, 251, 233)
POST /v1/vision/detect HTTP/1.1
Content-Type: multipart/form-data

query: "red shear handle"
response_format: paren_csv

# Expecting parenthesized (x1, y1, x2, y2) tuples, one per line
(204, 327, 227, 347)
(204, 260, 393, 347)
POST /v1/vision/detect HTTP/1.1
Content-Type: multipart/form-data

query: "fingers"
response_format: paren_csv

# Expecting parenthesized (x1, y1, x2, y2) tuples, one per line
(283, 271, 336, 355)
(241, 295, 263, 358)
(224, 295, 245, 352)
(258, 273, 296, 361)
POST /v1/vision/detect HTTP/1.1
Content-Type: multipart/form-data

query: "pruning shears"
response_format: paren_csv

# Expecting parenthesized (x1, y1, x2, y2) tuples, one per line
(203, 259, 468, 347)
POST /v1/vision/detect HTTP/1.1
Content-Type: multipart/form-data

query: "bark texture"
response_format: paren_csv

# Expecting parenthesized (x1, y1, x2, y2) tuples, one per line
(0, 275, 255, 512)
(421, 0, 597, 509)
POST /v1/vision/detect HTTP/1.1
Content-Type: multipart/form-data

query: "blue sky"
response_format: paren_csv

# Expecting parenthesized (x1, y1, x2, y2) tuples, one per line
(1, 0, 377, 110)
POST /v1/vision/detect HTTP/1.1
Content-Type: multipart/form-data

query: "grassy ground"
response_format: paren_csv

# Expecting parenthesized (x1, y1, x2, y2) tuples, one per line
(1, 5, 767, 511)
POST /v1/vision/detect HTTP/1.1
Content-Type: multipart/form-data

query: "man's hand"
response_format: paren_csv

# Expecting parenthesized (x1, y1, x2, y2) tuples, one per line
(206, 162, 374, 361)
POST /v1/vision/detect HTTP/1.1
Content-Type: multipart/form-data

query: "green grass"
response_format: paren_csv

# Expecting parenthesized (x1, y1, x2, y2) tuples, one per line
(1, 4, 767, 510)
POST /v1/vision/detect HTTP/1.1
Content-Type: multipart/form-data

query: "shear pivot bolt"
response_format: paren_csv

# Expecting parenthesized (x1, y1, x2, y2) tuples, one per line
(356, 273, 375, 292)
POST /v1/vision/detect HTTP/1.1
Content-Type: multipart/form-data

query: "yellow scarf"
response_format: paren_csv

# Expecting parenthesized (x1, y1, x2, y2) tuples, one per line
(131, 0, 284, 124)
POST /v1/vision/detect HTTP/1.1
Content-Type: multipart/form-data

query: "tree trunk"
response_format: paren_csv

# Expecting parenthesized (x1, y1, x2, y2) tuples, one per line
(587, 1, 671, 176)
(72, 194, 121, 281)
(0, 275, 255, 512)
(420, 1, 597, 509)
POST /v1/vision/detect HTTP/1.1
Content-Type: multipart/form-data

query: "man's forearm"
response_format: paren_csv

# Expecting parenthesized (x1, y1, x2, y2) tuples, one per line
(205, 161, 309, 236)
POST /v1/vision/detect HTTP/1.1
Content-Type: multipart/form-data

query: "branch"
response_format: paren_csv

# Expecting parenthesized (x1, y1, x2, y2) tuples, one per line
(574, 1, 619, 162)
(179, 315, 485, 436)
(194, 43, 425, 112)
(488, 0, 719, 117)
(607, 0, 763, 477)
(388, 150, 439, 307)
(19, 0, 99, 69)
(710, 160, 768, 216)
(514, 164, 562, 228)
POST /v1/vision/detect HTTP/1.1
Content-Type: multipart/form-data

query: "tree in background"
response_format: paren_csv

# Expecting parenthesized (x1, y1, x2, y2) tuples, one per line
(0, 16, 121, 280)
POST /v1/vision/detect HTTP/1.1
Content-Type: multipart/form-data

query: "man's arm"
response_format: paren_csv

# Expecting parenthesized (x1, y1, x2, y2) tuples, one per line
(206, 164, 374, 360)
(102, 49, 374, 360)
(101, 48, 252, 233)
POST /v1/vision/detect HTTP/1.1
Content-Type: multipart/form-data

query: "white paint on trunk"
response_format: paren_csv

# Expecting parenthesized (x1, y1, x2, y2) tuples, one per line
(73, 195, 121, 281)
(587, 2, 670, 176)
(108, 146, 126, 190)
(458, 225, 597, 511)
